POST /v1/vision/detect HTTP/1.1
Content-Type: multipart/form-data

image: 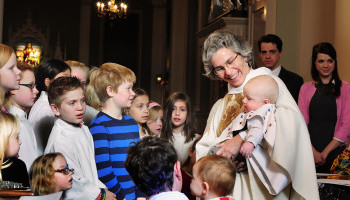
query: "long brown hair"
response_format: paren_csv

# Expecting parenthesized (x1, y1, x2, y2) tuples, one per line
(161, 92, 196, 143)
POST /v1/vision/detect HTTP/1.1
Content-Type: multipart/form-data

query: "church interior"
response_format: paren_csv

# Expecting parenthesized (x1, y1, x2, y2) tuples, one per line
(1, 0, 350, 132)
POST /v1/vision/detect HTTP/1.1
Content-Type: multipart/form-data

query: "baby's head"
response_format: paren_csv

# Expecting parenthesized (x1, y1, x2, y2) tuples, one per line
(242, 75, 279, 112)
(48, 76, 85, 125)
(190, 155, 236, 199)
(30, 153, 73, 196)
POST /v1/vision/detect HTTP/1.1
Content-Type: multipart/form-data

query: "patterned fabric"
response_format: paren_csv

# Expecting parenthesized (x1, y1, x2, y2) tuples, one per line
(89, 112, 143, 200)
(217, 93, 244, 137)
(330, 149, 350, 175)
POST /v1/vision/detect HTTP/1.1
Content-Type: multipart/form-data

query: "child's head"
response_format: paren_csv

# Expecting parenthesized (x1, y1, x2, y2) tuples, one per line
(65, 60, 89, 86)
(48, 76, 85, 124)
(35, 59, 71, 93)
(125, 136, 181, 197)
(30, 153, 73, 196)
(89, 63, 136, 103)
(0, 44, 21, 92)
(6, 62, 39, 111)
(190, 155, 236, 199)
(146, 102, 163, 136)
(126, 88, 149, 125)
(162, 92, 195, 142)
(242, 75, 279, 112)
(0, 113, 21, 180)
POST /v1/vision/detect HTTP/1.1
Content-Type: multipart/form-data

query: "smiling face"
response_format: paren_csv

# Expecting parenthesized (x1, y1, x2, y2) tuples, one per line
(259, 42, 282, 70)
(5, 134, 21, 158)
(11, 70, 39, 111)
(315, 53, 335, 82)
(51, 87, 86, 125)
(146, 110, 163, 136)
(52, 155, 73, 192)
(0, 53, 21, 92)
(211, 47, 250, 88)
(129, 94, 149, 124)
(171, 100, 187, 129)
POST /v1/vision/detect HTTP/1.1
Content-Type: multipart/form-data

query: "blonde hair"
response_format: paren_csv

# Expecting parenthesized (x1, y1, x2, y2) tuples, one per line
(88, 63, 136, 103)
(146, 105, 162, 136)
(196, 155, 236, 196)
(0, 44, 15, 69)
(0, 113, 20, 181)
(65, 60, 89, 78)
(244, 75, 279, 103)
(30, 153, 64, 195)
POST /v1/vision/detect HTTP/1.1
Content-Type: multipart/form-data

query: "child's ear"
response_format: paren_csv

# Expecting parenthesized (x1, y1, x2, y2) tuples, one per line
(44, 78, 51, 89)
(106, 86, 114, 97)
(263, 99, 270, 104)
(202, 181, 209, 196)
(50, 104, 61, 116)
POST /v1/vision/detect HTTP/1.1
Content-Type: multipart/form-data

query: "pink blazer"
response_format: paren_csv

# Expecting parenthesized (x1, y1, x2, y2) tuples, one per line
(298, 81, 350, 142)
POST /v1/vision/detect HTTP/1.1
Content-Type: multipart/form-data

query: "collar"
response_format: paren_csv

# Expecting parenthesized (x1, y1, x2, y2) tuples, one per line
(271, 65, 282, 76)
(8, 105, 27, 118)
(227, 67, 272, 94)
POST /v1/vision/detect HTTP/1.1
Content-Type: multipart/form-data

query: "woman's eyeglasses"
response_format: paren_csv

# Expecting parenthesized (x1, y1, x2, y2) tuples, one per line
(213, 53, 240, 76)
(19, 83, 36, 90)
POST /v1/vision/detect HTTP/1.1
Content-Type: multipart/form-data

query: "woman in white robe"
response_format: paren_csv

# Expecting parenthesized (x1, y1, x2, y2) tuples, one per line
(196, 30, 319, 200)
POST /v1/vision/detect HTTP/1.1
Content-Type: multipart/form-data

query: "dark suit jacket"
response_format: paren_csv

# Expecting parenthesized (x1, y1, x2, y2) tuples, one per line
(278, 66, 304, 103)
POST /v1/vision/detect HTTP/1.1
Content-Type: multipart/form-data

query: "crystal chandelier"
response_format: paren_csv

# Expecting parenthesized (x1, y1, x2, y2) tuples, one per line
(96, 0, 127, 19)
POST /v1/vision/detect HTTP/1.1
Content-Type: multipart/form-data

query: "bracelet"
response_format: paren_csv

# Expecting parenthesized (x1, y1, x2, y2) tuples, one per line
(100, 188, 106, 200)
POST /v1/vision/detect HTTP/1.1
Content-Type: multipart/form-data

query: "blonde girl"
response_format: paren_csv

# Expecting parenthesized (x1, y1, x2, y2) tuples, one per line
(0, 44, 21, 111)
(30, 152, 73, 196)
(0, 112, 29, 186)
(145, 102, 163, 136)
(125, 88, 150, 138)
(161, 92, 199, 164)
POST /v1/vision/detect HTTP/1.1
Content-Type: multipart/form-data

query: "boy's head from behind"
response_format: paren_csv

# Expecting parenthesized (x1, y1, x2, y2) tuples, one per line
(191, 155, 236, 199)
(124, 136, 181, 197)
(88, 63, 136, 103)
(242, 75, 279, 112)
(48, 76, 85, 124)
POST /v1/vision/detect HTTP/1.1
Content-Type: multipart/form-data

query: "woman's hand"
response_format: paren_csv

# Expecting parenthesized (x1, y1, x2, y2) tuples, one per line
(312, 147, 325, 166)
(216, 135, 244, 159)
(321, 139, 343, 161)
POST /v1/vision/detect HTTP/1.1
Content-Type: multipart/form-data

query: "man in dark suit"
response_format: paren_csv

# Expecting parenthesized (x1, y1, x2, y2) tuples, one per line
(258, 34, 304, 102)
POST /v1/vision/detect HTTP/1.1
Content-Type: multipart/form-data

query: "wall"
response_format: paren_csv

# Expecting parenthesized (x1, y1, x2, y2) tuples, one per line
(335, 0, 350, 82)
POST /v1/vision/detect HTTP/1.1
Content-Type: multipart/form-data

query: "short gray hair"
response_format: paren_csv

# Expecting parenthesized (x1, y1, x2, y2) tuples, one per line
(202, 30, 254, 80)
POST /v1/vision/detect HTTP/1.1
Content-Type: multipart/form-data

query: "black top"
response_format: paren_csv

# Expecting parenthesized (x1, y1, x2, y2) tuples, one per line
(1, 158, 30, 187)
(308, 82, 344, 173)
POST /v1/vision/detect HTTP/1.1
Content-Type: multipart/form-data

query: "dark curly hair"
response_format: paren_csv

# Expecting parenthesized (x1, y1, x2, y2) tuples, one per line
(124, 136, 178, 196)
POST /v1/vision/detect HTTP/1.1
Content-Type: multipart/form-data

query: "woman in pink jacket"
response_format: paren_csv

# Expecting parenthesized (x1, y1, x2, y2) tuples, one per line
(298, 42, 350, 173)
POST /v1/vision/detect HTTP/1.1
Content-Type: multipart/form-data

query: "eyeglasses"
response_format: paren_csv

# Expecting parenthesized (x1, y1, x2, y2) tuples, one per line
(55, 168, 74, 175)
(55, 164, 74, 175)
(19, 83, 36, 90)
(213, 53, 240, 76)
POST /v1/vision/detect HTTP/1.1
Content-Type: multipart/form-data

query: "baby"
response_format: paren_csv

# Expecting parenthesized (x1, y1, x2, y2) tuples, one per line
(190, 155, 236, 200)
(239, 75, 279, 157)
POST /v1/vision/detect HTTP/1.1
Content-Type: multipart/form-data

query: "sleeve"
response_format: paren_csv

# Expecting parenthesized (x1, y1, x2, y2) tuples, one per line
(90, 124, 126, 200)
(298, 83, 310, 125)
(245, 116, 264, 147)
(334, 83, 350, 142)
(51, 138, 101, 199)
(17, 121, 38, 172)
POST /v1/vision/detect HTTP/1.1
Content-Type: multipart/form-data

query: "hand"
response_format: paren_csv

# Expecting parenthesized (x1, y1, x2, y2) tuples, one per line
(216, 135, 244, 160)
(233, 160, 247, 172)
(240, 142, 254, 158)
(104, 188, 116, 200)
(313, 149, 325, 166)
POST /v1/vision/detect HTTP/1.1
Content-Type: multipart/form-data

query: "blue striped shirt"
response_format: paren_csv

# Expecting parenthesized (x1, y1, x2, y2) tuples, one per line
(90, 112, 143, 200)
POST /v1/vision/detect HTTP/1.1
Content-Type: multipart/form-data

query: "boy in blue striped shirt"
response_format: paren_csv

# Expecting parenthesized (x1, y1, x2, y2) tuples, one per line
(89, 63, 145, 200)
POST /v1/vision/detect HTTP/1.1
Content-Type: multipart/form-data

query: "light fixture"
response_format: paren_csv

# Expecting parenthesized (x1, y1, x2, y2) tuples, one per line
(96, 0, 127, 20)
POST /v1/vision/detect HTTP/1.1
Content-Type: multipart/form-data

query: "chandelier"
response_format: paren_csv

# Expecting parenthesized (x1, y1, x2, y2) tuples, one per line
(96, 0, 127, 19)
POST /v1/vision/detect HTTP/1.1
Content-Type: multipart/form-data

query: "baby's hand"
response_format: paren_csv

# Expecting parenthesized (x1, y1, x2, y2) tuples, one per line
(240, 142, 255, 158)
